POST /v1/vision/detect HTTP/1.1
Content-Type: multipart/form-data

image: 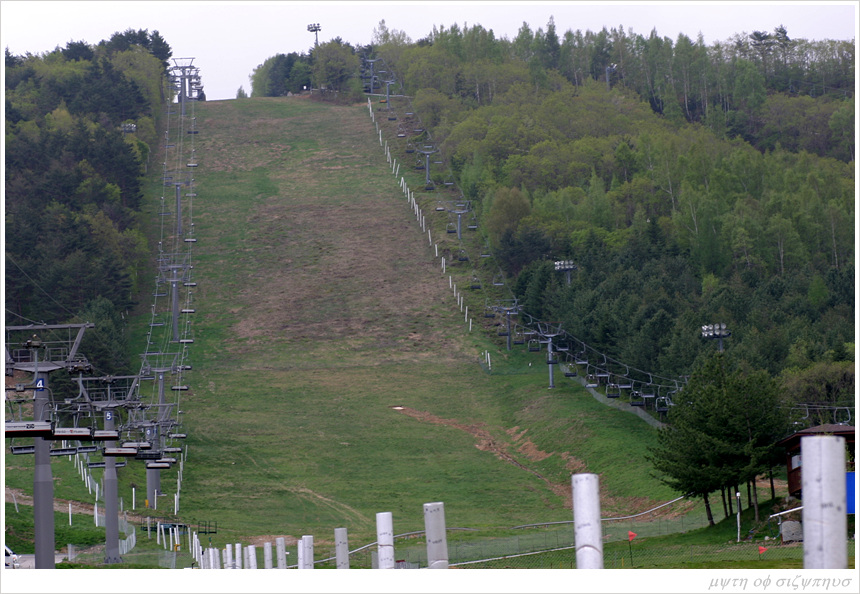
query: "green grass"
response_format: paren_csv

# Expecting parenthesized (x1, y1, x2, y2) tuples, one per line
(10, 96, 802, 570)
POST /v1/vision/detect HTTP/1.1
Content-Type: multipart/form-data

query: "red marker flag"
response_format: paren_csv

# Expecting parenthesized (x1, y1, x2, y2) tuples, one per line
(628, 531, 637, 541)
(758, 546, 768, 555)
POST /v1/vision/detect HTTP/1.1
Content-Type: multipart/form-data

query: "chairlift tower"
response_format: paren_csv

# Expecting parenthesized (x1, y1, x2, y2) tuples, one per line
(170, 58, 196, 116)
(4, 324, 94, 569)
(443, 198, 471, 239)
(490, 300, 520, 351)
(362, 58, 381, 92)
(74, 373, 147, 564)
(537, 323, 563, 389)
(416, 146, 438, 190)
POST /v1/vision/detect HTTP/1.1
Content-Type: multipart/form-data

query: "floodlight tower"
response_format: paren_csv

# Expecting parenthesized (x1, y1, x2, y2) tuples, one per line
(701, 323, 731, 352)
(554, 260, 577, 285)
(308, 23, 321, 46)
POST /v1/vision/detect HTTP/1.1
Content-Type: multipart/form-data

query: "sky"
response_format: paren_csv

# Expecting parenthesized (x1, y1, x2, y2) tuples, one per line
(1, 1, 856, 101)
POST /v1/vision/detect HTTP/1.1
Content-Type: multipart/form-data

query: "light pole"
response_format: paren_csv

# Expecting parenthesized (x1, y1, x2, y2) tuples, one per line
(701, 323, 731, 352)
(308, 23, 321, 47)
(554, 260, 577, 285)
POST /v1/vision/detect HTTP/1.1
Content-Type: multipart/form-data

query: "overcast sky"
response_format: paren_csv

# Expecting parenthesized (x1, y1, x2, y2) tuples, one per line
(1, 1, 857, 101)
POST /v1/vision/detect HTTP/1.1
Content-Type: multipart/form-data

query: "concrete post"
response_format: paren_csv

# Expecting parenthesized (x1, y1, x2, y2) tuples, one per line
(376, 512, 395, 569)
(263, 541, 273, 568)
(802, 435, 847, 569)
(423, 502, 448, 569)
(247, 544, 257, 569)
(334, 527, 350, 569)
(224, 543, 233, 569)
(573, 473, 604, 569)
(301, 535, 314, 569)
(275, 537, 287, 569)
(235, 543, 243, 569)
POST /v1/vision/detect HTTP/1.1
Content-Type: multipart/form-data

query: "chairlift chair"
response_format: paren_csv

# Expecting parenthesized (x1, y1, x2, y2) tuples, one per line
(606, 382, 621, 398)
(458, 249, 469, 262)
(471, 276, 482, 290)
(655, 395, 672, 414)
(563, 354, 578, 377)
(527, 339, 540, 353)
(492, 273, 505, 287)
(834, 407, 852, 425)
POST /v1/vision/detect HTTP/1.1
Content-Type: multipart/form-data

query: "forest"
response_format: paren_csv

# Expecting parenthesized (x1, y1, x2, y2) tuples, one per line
(354, 19, 855, 424)
(5, 29, 174, 374)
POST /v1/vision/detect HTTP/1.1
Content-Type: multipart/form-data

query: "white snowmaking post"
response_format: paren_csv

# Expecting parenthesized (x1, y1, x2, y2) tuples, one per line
(335, 527, 350, 569)
(224, 543, 234, 569)
(247, 545, 258, 569)
(263, 541, 273, 569)
(301, 535, 314, 569)
(802, 435, 847, 569)
(275, 537, 287, 569)
(423, 502, 448, 569)
(376, 512, 395, 569)
(573, 473, 604, 569)
(235, 543, 243, 569)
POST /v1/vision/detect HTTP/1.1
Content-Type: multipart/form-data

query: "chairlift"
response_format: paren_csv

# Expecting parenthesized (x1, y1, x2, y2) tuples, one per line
(585, 373, 599, 388)
(471, 276, 482, 290)
(457, 249, 469, 262)
(467, 216, 478, 230)
(492, 274, 505, 287)
(791, 405, 810, 426)
(436, 201, 446, 211)
(655, 395, 672, 414)
(446, 222, 457, 234)
(546, 351, 559, 365)
(834, 407, 852, 425)
(629, 390, 645, 407)
(527, 339, 540, 353)
(513, 332, 525, 346)
(606, 382, 621, 398)
(405, 142, 415, 154)
(563, 355, 578, 377)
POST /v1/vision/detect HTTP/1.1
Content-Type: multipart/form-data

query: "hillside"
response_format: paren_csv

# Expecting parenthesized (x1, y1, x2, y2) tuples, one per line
(132, 95, 684, 545)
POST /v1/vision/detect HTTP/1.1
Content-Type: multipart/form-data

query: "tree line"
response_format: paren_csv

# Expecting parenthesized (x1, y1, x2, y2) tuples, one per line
(364, 18, 854, 513)
(5, 29, 174, 375)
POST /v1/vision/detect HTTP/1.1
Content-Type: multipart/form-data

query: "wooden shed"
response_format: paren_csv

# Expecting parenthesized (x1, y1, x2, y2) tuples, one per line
(775, 424, 855, 498)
